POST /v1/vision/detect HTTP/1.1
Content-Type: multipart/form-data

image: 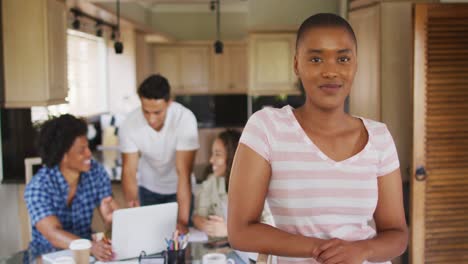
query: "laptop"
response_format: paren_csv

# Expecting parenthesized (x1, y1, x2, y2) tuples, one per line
(112, 202, 178, 260)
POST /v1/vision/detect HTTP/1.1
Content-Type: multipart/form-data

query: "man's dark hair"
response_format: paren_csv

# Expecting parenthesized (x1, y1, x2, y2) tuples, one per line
(37, 114, 88, 167)
(296, 13, 357, 50)
(137, 74, 171, 101)
(218, 129, 241, 192)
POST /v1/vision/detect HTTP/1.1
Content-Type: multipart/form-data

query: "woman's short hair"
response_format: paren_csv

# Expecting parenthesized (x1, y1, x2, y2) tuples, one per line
(296, 13, 357, 50)
(37, 114, 88, 167)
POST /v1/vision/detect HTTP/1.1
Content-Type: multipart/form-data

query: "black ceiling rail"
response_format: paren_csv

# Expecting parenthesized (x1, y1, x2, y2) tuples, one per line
(70, 7, 118, 32)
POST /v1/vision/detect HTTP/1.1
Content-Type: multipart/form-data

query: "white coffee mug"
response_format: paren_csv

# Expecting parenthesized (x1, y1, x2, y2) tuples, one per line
(69, 239, 92, 264)
(202, 253, 235, 264)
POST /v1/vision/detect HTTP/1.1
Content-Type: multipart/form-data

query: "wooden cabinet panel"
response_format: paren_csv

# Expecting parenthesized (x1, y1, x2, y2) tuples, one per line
(348, 2, 413, 184)
(248, 33, 298, 95)
(180, 46, 210, 93)
(212, 44, 248, 94)
(153, 47, 182, 93)
(47, 0, 68, 102)
(348, 5, 381, 121)
(227, 45, 248, 92)
(2, 0, 67, 107)
(153, 45, 211, 94)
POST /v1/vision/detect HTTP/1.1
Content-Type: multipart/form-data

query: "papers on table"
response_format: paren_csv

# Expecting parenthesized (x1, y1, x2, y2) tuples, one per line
(95, 261, 139, 264)
(187, 227, 209, 242)
(42, 250, 94, 264)
(95, 258, 165, 264)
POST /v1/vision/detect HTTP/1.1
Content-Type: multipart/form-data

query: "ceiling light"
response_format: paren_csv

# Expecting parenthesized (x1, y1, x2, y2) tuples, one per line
(114, 0, 124, 54)
(213, 0, 223, 54)
(72, 18, 80, 30)
(95, 20, 103, 37)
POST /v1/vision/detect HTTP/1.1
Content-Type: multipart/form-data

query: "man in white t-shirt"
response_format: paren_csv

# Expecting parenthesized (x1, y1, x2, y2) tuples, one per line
(119, 74, 199, 233)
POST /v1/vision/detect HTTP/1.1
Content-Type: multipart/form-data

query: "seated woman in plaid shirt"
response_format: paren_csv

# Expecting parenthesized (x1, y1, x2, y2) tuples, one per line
(24, 114, 119, 261)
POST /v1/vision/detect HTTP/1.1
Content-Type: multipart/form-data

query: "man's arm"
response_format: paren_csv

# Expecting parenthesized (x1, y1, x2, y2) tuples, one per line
(175, 149, 196, 233)
(36, 216, 80, 248)
(121, 152, 140, 207)
(98, 196, 120, 228)
(36, 216, 113, 261)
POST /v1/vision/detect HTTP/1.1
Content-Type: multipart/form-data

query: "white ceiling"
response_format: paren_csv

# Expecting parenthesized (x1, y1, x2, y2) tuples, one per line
(88, 0, 248, 13)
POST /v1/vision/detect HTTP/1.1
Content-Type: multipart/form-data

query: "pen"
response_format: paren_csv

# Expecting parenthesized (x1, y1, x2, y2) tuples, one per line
(165, 238, 171, 249)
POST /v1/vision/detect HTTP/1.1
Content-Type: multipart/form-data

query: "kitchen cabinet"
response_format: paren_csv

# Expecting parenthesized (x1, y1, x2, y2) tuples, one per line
(248, 33, 299, 96)
(153, 46, 182, 93)
(2, 0, 67, 107)
(211, 43, 248, 94)
(348, 4, 381, 121)
(153, 44, 210, 95)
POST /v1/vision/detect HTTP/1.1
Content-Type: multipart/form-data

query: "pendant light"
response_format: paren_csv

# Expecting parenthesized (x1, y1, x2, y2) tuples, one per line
(213, 0, 223, 54)
(114, 0, 124, 54)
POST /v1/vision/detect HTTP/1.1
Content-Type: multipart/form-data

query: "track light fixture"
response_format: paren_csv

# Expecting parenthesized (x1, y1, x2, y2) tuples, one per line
(213, 0, 223, 54)
(114, 0, 123, 54)
(111, 28, 117, 40)
(72, 19, 80, 30)
(70, 8, 119, 46)
(95, 20, 103, 37)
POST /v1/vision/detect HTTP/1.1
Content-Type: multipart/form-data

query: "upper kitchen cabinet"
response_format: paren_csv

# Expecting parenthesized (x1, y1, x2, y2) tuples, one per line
(248, 33, 299, 96)
(211, 43, 248, 94)
(2, 0, 67, 108)
(153, 46, 182, 93)
(153, 44, 211, 95)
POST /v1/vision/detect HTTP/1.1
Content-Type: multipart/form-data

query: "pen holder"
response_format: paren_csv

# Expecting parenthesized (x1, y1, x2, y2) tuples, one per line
(164, 249, 186, 264)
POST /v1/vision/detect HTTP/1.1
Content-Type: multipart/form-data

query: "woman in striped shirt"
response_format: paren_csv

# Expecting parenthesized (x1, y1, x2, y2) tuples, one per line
(227, 13, 408, 264)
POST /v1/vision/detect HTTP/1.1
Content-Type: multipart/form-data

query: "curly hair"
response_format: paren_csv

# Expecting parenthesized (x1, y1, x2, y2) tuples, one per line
(217, 129, 241, 192)
(37, 114, 88, 167)
(137, 74, 171, 101)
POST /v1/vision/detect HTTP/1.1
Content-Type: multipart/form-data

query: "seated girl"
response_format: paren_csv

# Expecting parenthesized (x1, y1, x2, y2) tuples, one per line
(192, 129, 273, 238)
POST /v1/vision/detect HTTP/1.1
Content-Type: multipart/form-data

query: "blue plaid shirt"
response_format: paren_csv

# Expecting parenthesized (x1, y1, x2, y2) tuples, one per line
(24, 160, 112, 259)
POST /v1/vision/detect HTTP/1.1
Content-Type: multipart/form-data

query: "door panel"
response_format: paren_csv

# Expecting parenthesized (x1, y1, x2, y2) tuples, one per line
(412, 4, 468, 263)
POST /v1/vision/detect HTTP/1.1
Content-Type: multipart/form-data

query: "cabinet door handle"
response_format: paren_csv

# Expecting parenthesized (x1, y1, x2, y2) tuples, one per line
(415, 166, 427, 181)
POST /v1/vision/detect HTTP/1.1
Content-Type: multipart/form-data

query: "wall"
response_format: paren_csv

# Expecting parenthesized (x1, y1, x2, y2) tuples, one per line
(150, 12, 248, 41)
(98, 2, 152, 28)
(0, 184, 23, 257)
(380, 2, 413, 182)
(135, 31, 154, 85)
(106, 27, 140, 114)
(118, 2, 151, 27)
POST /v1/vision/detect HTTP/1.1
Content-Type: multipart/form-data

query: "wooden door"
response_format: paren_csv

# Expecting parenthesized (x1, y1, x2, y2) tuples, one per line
(411, 4, 468, 263)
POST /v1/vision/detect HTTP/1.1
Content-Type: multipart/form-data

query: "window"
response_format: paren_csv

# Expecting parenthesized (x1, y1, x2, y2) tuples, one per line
(32, 30, 108, 122)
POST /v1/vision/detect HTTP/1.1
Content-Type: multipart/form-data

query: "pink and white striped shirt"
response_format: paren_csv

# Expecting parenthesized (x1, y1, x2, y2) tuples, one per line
(239, 106, 399, 264)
